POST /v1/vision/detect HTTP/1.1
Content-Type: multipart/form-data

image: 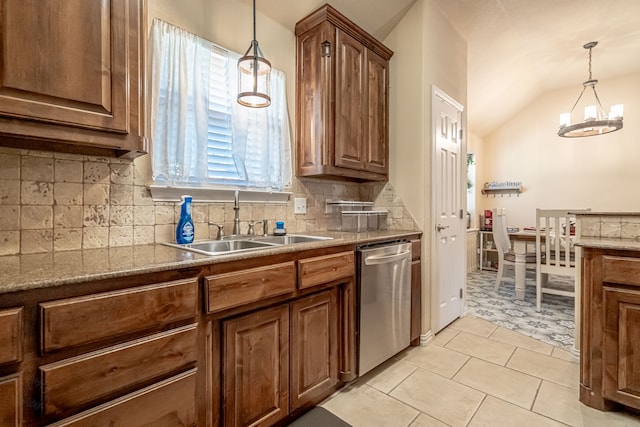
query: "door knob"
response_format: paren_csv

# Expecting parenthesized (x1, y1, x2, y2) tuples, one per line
(436, 224, 449, 232)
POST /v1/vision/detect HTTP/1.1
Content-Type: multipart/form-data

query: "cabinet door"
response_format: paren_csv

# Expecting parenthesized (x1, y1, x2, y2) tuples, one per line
(290, 290, 338, 410)
(334, 29, 365, 171)
(602, 286, 640, 408)
(296, 23, 333, 177)
(223, 305, 289, 427)
(0, 0, 146, 154)
(365, 50, 388, 175)
(0, 374, 21, 427)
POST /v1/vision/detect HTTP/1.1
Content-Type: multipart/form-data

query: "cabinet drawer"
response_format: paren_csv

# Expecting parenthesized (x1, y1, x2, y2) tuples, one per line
(40, 325, 197, 417)
(205, 262, 296, 314)
(48, 369, 197, 427)
(0, 373, 22, 427)
(40, 277, 198, 352)
(298, 251, 354, 289)
(603, 256, 640, 287)
(0, 307, 22, 365)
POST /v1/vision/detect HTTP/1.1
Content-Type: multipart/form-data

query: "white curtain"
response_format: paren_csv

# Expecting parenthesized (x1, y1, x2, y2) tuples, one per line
(229, 52, 292, 190)
(151, 19, 210, 184)
(150, 19, 292, 190)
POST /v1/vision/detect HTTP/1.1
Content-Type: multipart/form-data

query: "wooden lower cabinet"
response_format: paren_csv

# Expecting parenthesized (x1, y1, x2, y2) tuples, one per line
(581, 248, 640, 412)
(290, 289, 338, 410)
(49, 369, 197, 427)
(222, 289, 339, 427)
(0, 373, 21, 427)
(223, 305, 290, 427)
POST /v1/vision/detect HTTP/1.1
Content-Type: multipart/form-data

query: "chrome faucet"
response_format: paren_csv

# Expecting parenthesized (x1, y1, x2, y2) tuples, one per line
(211, 223, 224, 240)
(232, 190, 241, 235)
(247, 220, 263, 236)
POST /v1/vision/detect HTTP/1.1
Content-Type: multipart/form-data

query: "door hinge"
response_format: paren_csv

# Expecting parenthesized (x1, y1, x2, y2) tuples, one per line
(459, 129, 464, 140)
(460, 209, 464, 219)
(460, 288, 463, 298)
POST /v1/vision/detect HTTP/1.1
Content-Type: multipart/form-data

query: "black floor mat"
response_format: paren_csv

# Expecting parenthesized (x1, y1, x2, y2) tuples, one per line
(287, 407, 351, 427)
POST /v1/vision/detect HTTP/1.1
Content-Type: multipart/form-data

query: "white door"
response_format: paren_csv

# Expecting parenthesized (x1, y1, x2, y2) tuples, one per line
(432, 86, 465, 332)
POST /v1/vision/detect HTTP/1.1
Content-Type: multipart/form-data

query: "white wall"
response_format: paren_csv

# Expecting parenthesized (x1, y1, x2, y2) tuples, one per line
(477, 73, 640, 229)
(386, 0, 467, 334)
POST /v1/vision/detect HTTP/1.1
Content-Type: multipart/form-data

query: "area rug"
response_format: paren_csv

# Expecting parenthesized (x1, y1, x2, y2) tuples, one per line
(465, 270, 575, 351)
(288, 407, 351, 427)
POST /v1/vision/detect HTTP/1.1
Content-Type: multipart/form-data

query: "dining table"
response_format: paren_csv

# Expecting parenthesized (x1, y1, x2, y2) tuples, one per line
(509, 231, 538, 299)
(509, 229, 576, 299)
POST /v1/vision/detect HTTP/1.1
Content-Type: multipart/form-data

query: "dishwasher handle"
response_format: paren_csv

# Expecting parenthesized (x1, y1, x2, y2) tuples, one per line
(363, 250, 411, 265)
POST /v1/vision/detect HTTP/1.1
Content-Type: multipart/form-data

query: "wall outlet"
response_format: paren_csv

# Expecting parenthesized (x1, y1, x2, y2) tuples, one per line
(294, 197, 307, 214)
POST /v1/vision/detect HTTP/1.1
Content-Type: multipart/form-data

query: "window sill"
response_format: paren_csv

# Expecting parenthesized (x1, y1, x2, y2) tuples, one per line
(149, 185, 291, 204)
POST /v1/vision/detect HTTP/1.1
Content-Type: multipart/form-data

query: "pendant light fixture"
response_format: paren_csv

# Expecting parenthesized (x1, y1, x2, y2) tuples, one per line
(558, 41, 623, 138)
(237, 0, 271, 108)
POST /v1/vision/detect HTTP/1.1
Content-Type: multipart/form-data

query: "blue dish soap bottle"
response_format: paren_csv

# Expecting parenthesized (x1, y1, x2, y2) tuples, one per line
(176, 195, 195, 244)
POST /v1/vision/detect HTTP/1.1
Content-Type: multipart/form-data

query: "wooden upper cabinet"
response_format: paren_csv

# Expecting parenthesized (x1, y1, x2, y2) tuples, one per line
(334, 30, 366, 171)
(295, 4, 393, 182)
(0, 0, 147, 158)
(366, 50, 389, 175)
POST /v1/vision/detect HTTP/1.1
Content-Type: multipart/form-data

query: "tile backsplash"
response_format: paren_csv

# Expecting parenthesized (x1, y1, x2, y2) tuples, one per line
(579, 214, 640, 239)
(0, 147, 417, 255)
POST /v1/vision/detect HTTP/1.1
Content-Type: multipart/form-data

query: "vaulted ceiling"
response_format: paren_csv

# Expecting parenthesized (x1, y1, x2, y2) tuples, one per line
(253, 0, 640, 138)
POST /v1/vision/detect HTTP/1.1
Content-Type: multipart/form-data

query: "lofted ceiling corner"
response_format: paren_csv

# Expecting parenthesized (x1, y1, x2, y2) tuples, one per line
(244, 0, 640, 139)
(432, 0, 640, 138)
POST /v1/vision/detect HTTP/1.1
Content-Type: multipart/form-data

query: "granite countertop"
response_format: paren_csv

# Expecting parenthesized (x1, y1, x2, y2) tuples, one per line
(574, 212, 640, 216)
(0, 230, 421, 294)
(574, 236, 640, 251)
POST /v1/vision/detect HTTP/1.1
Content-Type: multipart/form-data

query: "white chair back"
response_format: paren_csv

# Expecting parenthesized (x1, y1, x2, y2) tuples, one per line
(492, 209, 511, 258)
(535, 208, 590, 311)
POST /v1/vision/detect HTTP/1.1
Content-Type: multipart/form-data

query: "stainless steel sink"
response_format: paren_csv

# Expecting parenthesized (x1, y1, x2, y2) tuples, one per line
(253, 234, 333, 245)
(164, 239, 278, 256)
(164, 234, 333, 256)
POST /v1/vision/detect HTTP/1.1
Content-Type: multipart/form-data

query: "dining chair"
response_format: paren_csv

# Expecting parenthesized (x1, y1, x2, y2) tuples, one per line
(493, 208, 537, 292)
(535, 208, 590, 311)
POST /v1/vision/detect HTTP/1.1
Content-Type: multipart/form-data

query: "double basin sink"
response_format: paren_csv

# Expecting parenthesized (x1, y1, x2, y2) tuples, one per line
(165, 234, 333, 256)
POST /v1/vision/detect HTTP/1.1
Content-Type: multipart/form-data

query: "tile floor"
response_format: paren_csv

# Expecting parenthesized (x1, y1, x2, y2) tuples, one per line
(320, 316, 640, 427)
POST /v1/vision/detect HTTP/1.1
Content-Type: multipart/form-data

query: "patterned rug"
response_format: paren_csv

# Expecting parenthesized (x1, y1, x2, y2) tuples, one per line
(465, 269, 576, 351)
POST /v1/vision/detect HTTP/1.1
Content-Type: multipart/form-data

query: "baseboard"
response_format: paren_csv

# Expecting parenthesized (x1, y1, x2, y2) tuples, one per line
(420, 331, 433, 346)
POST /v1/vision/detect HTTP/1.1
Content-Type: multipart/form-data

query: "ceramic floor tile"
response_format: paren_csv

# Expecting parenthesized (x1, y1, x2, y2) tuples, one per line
(396, 343, 469, 378)
(489, 326, 554, 355)
(390, 369, 485, 427)
(469, 396, 566, 427)
(409, 413, 449, 427)
(454, 357, 541, 409)
(321, 382, 419, 427)
(448, 315, 498, 338)
(445, 331, 516, 366)
(533, 380, 640, 427)
(507, 347, 579, 389)
(361, 358, 418, 393)
(430, 327, 459, 347)
(551, 346, 580, 363)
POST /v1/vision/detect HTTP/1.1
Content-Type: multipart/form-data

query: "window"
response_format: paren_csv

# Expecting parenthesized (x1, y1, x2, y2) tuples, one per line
(150, 19, 291, 194)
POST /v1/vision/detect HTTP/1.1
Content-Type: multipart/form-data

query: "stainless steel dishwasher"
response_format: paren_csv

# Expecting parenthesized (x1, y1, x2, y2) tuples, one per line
(357, 241, 412, 376)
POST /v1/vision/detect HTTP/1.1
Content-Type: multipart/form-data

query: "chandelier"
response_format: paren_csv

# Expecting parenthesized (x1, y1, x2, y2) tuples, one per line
(237, 0, 271, 108)
(558, 41, 623, 138)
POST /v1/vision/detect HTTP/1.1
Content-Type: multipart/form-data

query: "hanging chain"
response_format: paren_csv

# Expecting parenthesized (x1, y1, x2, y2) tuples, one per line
(587, 45, 592, 81)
